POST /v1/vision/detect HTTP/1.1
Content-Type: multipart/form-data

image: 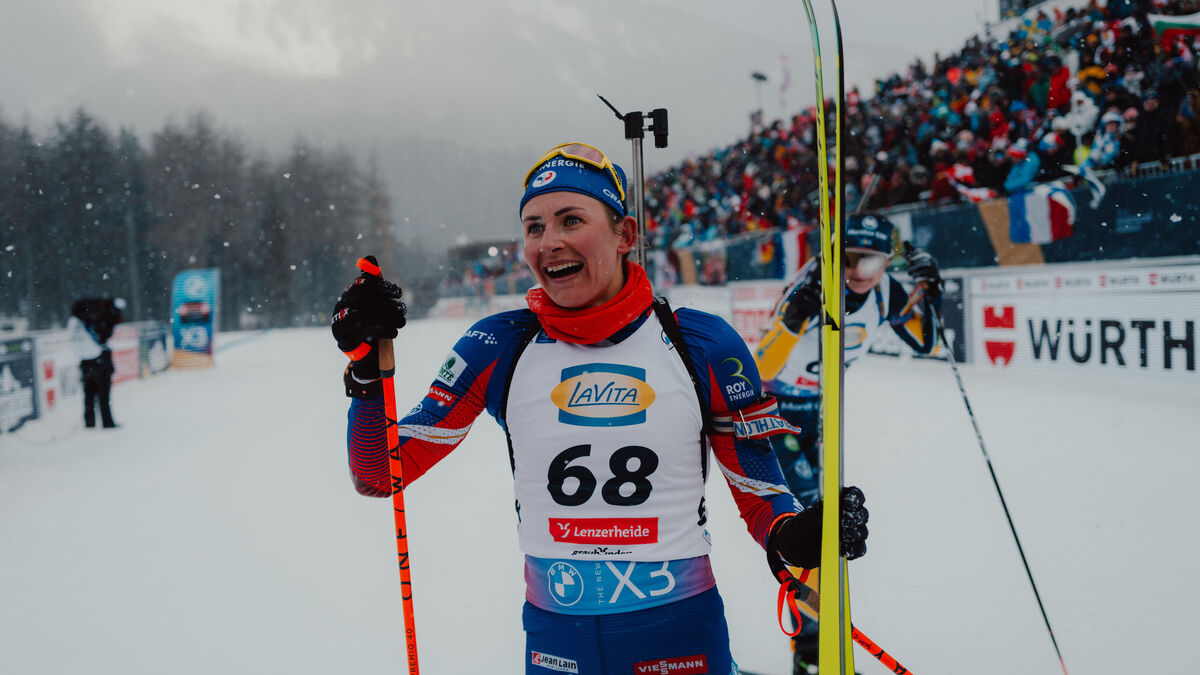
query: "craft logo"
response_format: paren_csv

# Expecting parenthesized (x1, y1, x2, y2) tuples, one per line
(464, 329, 497, 345)
(633, 654, 710, 674)
(549, 518, 658, 546)
(531, 170, 556, 188)
(530, 650, 579, 674)
(550, 363, 654, 426)
(546, 562, 584, 607)
(982, 305, 1017, 366)
(435, 349, 467, 387)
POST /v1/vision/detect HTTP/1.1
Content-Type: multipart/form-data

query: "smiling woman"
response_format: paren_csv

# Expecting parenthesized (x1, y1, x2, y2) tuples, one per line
(331, 140, 869, 675)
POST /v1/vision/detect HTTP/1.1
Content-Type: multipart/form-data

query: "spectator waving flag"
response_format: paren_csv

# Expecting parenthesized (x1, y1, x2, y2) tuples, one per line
(1149, 12, 1200, 51)
(1008, 183, 1076, 244)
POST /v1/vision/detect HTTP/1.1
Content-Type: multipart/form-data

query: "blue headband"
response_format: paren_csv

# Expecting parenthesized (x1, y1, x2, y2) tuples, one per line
(519, 155, 628, 217)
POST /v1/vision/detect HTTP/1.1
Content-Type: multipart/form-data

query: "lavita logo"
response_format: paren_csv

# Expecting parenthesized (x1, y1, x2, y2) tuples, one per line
(550, 363, 655, 427)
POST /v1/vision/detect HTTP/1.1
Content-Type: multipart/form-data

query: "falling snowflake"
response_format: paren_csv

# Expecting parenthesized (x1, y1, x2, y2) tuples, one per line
(1170, 213, 1182, 223)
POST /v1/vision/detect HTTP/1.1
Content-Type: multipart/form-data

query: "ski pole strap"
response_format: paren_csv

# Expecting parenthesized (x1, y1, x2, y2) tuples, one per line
(776, 580, 805, 638)
(772, 568, 919, 674)
(710, 396, 803, 439)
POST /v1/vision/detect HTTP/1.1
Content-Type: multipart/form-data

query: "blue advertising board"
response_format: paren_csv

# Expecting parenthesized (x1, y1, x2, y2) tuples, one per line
(170, 268, 220, 368)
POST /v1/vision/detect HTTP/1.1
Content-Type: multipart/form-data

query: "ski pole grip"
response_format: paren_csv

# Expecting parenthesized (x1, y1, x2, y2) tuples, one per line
(355, 255, 396, 373)
(378, 339, 395, 372)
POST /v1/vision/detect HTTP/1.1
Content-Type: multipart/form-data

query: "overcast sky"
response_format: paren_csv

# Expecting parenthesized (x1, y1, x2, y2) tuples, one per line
(0, 0, 998, 247)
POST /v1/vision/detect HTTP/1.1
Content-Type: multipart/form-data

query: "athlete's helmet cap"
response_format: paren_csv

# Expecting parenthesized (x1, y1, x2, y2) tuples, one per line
(844, 214, 896, 255)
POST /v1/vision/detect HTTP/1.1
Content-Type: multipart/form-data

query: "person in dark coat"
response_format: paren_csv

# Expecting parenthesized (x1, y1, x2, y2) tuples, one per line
(1133, 89, 1174, 164)
(68, 297, 125, 428)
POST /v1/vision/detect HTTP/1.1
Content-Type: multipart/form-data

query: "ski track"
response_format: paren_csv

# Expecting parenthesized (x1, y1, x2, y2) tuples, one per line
(1, 319, 1195, 674)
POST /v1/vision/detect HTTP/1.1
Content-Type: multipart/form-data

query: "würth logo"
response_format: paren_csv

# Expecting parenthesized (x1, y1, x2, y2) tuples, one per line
(983, 305, 1017, 366)
(633, 654, 709, 673)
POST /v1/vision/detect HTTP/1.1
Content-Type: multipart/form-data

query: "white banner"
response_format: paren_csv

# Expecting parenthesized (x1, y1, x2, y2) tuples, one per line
(969, 264, 1200, 377)
(726, 280, 785, 346)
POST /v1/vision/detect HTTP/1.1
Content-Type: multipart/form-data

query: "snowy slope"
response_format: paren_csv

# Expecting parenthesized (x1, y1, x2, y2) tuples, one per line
(2, 320, 1195, 674)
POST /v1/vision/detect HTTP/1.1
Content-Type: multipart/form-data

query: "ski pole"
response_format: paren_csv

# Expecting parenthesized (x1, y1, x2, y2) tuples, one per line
(356, 256, 420, 674)
(850, 626, 910, 675)
(927, 300, 1068, 675)
(775, 576, 915, 674)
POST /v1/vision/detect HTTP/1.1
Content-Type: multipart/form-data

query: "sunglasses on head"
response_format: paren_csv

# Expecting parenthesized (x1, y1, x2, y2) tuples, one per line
(523, 142, 625, 203)
(845, 249, 891, 275)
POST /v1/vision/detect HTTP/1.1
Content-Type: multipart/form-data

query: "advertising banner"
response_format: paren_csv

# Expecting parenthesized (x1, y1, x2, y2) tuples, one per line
(0, 337, 38, 433)
(110, 324, 141, 384)
(728, 280, 786, 346)
(32, 331, 80, 416)
(139, 322, 170, 377)
(968, 264, 1200, 377)
(170, 268, 220, 368)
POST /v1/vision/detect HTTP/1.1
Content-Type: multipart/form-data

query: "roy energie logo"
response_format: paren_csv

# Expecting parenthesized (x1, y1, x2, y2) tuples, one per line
(550, 363, 655, 427)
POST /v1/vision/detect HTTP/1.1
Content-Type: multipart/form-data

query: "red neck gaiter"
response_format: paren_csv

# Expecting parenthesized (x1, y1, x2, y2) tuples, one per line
(526, 261, 653, 345)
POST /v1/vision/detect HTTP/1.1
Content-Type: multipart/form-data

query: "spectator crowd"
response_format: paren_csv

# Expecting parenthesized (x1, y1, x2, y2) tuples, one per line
(439, 0, 1200, 300)
(642, 0, 1200, 251)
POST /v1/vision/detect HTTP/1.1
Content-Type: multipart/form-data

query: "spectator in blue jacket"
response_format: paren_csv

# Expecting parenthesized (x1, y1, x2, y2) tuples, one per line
(1003, 138, 1041, 193)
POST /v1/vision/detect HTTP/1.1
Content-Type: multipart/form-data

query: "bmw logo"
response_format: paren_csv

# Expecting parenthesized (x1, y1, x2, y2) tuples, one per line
(547, 562, 584, 606)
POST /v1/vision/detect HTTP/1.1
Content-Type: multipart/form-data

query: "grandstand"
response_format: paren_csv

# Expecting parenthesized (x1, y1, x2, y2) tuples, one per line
(440, 0, 1200, 301)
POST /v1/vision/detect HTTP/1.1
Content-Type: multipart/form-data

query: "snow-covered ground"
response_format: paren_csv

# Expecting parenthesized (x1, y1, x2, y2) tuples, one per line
(2, 320, 1196, 674)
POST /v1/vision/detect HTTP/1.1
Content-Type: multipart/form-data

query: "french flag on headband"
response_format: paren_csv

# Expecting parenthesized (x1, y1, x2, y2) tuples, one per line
(1008, 183, 1076, 244)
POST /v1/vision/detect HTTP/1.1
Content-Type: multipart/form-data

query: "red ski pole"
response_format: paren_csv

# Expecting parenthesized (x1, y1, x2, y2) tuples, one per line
(357, 256, 420, 674)
(776, 573, 914, 674)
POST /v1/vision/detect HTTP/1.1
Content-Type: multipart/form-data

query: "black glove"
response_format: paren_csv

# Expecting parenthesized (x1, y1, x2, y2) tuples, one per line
(781, 263, 822, 332)
(904, 245, 943, 299)
(331, 256, 407, 398)
(767, 486, 868, 570)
